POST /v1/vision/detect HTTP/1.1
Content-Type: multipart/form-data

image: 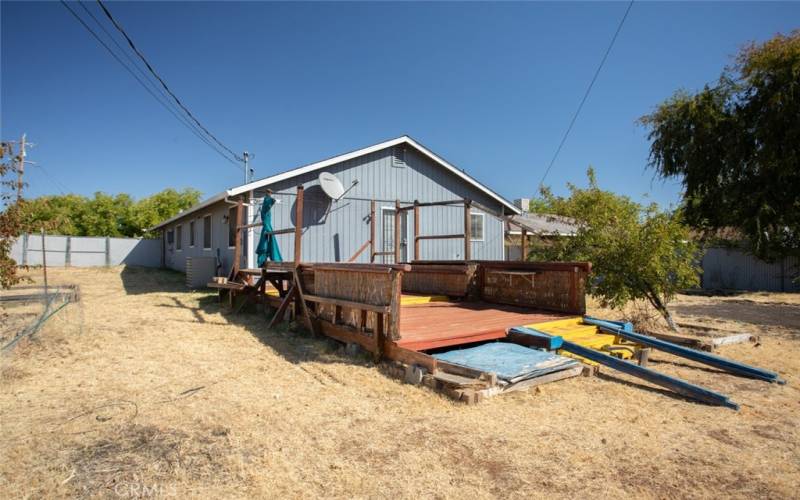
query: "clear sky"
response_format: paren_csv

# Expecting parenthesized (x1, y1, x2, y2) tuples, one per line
(2, 1, 798, 207)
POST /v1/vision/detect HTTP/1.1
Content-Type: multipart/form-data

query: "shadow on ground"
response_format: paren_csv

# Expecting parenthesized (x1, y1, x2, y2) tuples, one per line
(120, 266, 365, 367)
(673, 300, 800, 331)
(199, 294, 376, 368)
(120, 266, 188, 295)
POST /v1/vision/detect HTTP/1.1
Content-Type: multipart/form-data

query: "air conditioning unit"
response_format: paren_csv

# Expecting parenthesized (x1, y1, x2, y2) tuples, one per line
(186, 256, 217, 289)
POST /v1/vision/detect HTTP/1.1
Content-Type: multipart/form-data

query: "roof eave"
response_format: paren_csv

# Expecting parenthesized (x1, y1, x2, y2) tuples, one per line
(148, 191, 230, 231)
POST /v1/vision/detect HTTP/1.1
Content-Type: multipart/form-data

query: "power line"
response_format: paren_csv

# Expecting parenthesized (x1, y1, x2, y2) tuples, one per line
(32, 164, 71, 195)
(538, 0, 634, 188)
(59, 1, 242, 169)
(75, 1, 229, 160)
(95, 0, 244, 163)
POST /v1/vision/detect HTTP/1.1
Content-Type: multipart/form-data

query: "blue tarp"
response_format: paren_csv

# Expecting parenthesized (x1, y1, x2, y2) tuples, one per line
(433, 342, 579, 383)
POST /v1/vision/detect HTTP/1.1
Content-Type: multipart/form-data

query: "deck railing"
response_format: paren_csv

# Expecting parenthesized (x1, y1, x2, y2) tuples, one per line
(230, 184, 305, 279)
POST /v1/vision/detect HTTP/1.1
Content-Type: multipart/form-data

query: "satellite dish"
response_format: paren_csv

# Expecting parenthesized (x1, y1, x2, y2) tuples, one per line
(319, 172, 345, 200)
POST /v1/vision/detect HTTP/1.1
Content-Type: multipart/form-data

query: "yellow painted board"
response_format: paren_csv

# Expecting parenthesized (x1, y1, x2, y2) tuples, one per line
(400, 294, 449, 306)
(523, 317, 636, 365)
(264, 289, 448, 306)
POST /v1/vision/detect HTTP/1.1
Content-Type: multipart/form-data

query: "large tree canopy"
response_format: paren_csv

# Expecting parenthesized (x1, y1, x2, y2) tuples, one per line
(640, 30, 800, 259)
(531, 169, 699, 331)
(20, 188, 201, 238)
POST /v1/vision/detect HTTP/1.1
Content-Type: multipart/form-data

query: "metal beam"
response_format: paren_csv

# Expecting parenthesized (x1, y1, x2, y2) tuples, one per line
(583, 317, 785, 384)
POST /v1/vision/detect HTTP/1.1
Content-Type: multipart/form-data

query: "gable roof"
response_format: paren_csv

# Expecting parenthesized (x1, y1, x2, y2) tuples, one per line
(506, 212, 578, 236)
(152, 135, 520, 230)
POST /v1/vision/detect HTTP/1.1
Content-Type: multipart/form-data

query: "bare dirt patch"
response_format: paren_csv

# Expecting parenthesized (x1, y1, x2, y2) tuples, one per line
(1, 267, 798, 498)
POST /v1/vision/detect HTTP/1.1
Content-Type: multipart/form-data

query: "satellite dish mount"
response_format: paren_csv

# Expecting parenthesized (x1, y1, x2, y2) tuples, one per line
(318, 172, 358, 202)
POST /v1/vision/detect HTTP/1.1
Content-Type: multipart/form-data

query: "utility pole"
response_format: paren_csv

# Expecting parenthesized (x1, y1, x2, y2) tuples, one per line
(16, 133, 27, 202)
(243, 151, 253, 184)
(242, 151, 254, 269)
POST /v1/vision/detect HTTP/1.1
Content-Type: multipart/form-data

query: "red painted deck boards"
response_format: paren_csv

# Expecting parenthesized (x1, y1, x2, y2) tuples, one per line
(397, 301, 568, 351)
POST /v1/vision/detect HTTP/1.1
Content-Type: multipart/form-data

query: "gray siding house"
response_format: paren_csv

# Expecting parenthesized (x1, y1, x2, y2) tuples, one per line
(152, 136, 521, 274)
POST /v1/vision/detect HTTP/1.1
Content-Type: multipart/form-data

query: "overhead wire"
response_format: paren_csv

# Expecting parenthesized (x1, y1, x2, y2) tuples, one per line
(95, 0, 244, 163)
(538, 0, 634, 188)
(59, 0, 242, 169)
(31, 164, 70, 195)
(74, 1, 237, 168)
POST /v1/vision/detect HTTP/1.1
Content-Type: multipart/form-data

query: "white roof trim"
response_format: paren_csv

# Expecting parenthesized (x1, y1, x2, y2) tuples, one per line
(149, 191, 228, 230)
(151, 135, 520, 230)
(229, 136, 520, 213)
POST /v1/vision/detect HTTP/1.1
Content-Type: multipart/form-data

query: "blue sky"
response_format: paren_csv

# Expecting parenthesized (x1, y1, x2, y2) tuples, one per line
(2, 1, 798, 207)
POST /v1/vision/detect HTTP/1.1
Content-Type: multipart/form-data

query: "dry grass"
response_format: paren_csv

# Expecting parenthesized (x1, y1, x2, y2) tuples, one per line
(1, 266, 798, 499)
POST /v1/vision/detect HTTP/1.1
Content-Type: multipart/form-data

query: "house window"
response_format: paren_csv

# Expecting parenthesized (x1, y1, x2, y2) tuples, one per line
(176, 225, 183, 251)
(189, 220, 196, 247)
(166, 229, 174, 245)
(470, 212, 484, 241)
(228, 206, 238, 248)
(203, 215, 212, 249)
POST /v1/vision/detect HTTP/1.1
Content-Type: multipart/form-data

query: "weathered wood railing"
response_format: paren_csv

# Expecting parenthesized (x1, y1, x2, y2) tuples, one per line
(402, 262, 478, 298)
(478, 261, 591, 315)
(402, 260, 590, 315)
(298, 263, 409, 358)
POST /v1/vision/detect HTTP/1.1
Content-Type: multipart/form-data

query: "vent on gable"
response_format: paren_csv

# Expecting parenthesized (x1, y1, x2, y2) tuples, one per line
(393, 146, 406, 167)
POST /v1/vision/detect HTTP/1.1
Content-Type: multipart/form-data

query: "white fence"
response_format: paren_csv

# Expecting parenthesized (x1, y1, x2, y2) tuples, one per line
(11, 233, 162, 268)
(701, 247, 799, 292)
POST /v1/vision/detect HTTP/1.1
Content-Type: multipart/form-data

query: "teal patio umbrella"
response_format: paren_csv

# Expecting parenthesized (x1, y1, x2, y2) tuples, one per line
(255, 192, 283, 266)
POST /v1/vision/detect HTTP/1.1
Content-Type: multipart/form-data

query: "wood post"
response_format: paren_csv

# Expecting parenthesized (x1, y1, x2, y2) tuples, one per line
(268, 284, 297, 329)
(389, 269, 402, 340)
(294, 185, 304, 264)
(41, 228, 48, 295)
(369, 199, 376, 263)
(463, 199, 471, 261)
(231, 198, 244, 279)
(104, 236, 111, 267)
(375, 313, 385, 362)
(293, 268, 318, 336)
(394, 199, 401, 264)
(21, 233, 28, 266)
(413, 200, 420, 262)
(521, 228, 527, 262)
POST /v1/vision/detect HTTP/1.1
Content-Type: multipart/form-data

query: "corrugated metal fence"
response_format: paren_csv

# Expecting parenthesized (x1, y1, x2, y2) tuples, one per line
(701, 247, 800, 292)
(11, 233, 162, 268)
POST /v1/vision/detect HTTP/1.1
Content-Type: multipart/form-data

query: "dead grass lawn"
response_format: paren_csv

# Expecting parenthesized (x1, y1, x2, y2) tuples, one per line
(1, 267, 798, 498)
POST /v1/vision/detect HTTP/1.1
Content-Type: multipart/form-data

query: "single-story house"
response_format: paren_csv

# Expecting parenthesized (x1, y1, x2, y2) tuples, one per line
(504, 198, 577, 260)
(152, 136, 522, 278)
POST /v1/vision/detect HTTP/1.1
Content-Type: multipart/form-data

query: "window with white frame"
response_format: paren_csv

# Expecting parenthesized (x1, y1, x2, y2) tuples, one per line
(470, 212, 484, 241)
(203, 215, 212, 249)
(189, 220, 196, 247)
(176, 224, 183, 251)
(166, 229, 174, 245)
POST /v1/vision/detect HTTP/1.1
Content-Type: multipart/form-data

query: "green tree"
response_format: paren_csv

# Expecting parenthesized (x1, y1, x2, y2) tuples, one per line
(130, 188, 201, 237)
(20, 194, 85, 235)
(0, 141, 25, 288)
(19, 188, 201, 238)
(640, 30, 800, 260)
(531, 168, 700, 331)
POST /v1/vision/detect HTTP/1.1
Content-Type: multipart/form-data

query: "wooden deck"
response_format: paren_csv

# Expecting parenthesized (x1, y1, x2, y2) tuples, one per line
(397, 301, 570, 351)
